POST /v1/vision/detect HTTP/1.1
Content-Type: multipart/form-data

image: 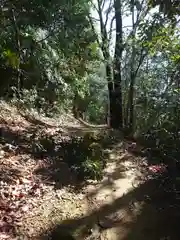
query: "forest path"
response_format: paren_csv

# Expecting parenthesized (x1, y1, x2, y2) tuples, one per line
(0, 103, 178, 240)
(43, 123, 152, 240)
(51, 124, 177, 240)
(85, 145, 144, 240)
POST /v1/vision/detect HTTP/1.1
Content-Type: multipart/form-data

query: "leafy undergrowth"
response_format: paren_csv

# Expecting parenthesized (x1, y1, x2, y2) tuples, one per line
(0, 102, 110, 239)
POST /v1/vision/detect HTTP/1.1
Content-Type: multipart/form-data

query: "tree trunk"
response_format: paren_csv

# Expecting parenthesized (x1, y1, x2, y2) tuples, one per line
(72, 92, 79, 118)
(128, 73, 135, 131)
(11, 7, 23, 98)
(112, 0, 123, 129)
(127, 0, 135, 133)
(90, 0, 124, 129)
(106, 64, 114, 127)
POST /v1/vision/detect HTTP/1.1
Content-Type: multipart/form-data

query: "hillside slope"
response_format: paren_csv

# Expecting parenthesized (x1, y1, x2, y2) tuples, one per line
(0, 102, 179, 240)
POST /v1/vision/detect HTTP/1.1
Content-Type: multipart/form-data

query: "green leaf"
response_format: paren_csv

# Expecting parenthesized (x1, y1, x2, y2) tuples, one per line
(3, 49, 20, 69)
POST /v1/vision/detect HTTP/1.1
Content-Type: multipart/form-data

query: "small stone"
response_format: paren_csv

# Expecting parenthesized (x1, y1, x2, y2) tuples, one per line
(0, 150, 5, 158)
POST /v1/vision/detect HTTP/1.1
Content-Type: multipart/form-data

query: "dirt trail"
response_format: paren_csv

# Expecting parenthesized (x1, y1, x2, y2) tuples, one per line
(0, 104, 146, 240)
(1, 103, 178, 240)
(57, 126, 177, 240)
(83, 142, 145, 240)
(37, 131, 146, 240)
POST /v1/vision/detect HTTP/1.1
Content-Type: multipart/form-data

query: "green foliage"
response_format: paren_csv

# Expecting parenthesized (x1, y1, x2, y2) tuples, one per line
(119, 3, 180, 164)
(0, 0, 98, 115)
(149, 0, 180, 20)
(135, 46, 180, 160)
(3, 49, 20, 69)
(84, 62, 108, 123)
(0, 0, 180, 175)
(62, 133, 105, 180)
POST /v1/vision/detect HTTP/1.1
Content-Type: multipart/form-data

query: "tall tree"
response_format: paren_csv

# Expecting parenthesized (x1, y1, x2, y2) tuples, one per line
(89, 0, 151, 130)
(125, 0, 149, 132)
(112, 0, 123, 128)
(89, 0, 124, 129)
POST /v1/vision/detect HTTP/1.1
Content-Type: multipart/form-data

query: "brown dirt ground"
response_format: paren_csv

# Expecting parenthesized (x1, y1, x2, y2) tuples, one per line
(0, 102, 180, 240)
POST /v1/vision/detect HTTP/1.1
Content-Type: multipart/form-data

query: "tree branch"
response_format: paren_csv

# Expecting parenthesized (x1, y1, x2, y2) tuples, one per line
(125, 0, 149, 44)
(108, 15, 115, 45)
(88, 13, 101, 48)
(101, 0, 106, 11)
(90, 0, 100, 14)
(104, 0, 113, 28)
(134, 49, 147, 77)
(96, 0, 109, 58)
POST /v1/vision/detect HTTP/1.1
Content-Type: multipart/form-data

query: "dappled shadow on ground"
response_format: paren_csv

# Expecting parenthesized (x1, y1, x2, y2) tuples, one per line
(0, 118, 122, 188)
(39, 172, 180, 240)
(0, 165, 21, 183)
(85, 152, 135, 204)
(1, 111, 180, 239)
(33, 138, 180, 239)
(127, 137, 178, 168)
(0, 113, 129, 239)
(40, 228, 76, 240)
(19, 112, 58, 128)
(0, 122, 78, 187)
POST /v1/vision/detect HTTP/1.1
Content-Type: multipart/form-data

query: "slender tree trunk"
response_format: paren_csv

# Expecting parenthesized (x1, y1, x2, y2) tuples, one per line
(72, 92, 79, 118)
(90, 0, 124, 129)
(127, 0, 135, 133)
(128, 73, 135, 131)
(11, 7, 23, 98)
(96, 0, 119, 128)
(106, 64, 114, 127)
(112, 0, 123, 129)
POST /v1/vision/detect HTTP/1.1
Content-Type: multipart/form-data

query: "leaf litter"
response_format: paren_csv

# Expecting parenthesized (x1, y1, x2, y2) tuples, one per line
(0, 103, 90, 239)
(0, 102, 170, 240)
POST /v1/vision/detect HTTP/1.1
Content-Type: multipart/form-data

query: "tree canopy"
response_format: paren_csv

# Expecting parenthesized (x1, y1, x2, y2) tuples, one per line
(0, 0, 179, 151)
(149, 0, 180, 20)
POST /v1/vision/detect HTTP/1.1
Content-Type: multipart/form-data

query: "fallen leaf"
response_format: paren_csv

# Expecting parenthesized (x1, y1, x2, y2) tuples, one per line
(21, 205, 29, 212)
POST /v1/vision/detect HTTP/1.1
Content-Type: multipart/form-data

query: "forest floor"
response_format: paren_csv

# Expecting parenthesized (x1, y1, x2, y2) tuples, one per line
(0, 102, 180, 240)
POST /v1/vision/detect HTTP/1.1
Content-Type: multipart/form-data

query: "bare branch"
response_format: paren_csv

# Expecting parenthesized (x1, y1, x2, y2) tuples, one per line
(89, 0, 109, 59)
(125, 4, 149, 45)
(108, 25, 133, 35)
(100, 0, 106, 11)
(90, 0, 99, 13)
(87, 13, 101, 47)
(90, 16, 100, 22)
(108, 15, 115, 45)
(97, 0, 108, 48)
(134, 50, 147, 77)
(104, 0, 113, 28)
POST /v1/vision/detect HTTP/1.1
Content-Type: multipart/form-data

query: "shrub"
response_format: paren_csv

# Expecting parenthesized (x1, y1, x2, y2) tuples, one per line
(61, 133, 106, 180)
